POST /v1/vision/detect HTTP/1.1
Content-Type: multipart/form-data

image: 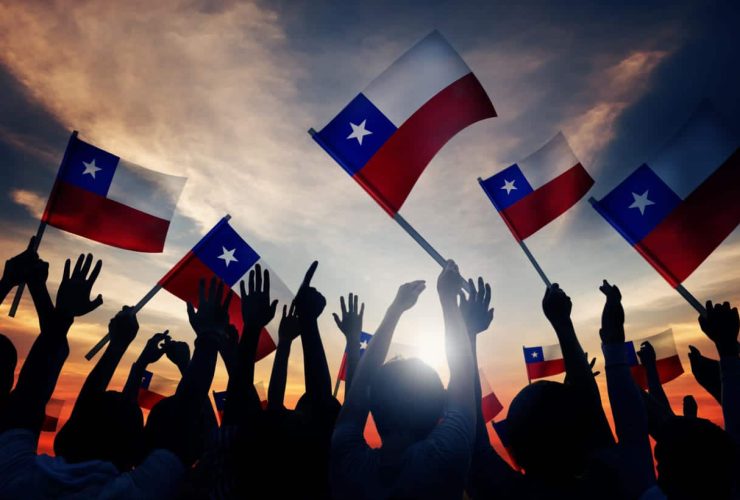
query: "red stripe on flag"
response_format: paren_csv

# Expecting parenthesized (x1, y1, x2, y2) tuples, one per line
(354, 73, 496, 215)
(500, 163, 594, 241)
(160, 254, 277, 361)
(636, 148, 740, 286)
(337, 352, 348, 381)
(138, 388, 166, 410)
(526, 359, 565, 381)
(481, 392, 504, 423)
(42, 181, 170, 252)
(630, 354, 685, 389)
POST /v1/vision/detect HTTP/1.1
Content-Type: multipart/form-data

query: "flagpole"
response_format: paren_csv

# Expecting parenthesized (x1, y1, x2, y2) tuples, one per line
(333, 378, 341, 398)
(392, 213, 447, 268)
(84, 284, 163, 360)
(477, 177, 551, 288)
(675, 284, 707, 316)
(523, 346, 531, 385)
(9, 131, 79, 317)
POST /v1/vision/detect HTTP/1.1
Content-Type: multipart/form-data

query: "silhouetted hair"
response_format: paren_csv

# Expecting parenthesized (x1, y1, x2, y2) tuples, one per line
(655, 416, 737, 500)
(507, 381, 592, 478)
(0, 333, 16, 400)
(55, 391, 143, 471)
(369, 358, 445, 442)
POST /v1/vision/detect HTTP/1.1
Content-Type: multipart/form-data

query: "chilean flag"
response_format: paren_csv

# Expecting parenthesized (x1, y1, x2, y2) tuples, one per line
(625, 329, 684, 389)
(158, 217, 294, 361)
(138, 369, 168, 410)
(312, 31, 496, 216)
(523, 343, 565, 381)
(337, 331, 373, 382)
(479, 369, 504, 423)
(479, 132, 594, 241)
(41, 398, 65, 432)
(42, 132, 186, 252)
(590, 103, 740, 287)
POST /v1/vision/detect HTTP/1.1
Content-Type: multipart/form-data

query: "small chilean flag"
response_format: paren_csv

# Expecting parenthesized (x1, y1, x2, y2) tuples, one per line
(590, 103, 740, 287)
(626, 329, 684, 389)
(479, 369, 504, 423)
(158, 217, 294, 361)
(138, 369, 168, 410)
(42, 132, 186, 252)
(337, 331, 373, 382)
(312, 31, 496, 216)
(41, 398, 65, 432)
(523, 343, 565, 381)
(480, 132, 594, 241)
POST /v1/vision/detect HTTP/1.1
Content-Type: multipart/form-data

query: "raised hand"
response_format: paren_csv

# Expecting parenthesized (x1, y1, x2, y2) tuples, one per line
(215, 323, 238, 374)
(687, 345, 722, 402)
(1, 237, 40, 289)
(698, 301, 739, 357)
(239, 263, 278, 333)
(333, 293, 364, 340)
(108, 306, 139, 348)
(599, 280, 624, 345)
(542, 283, 572, 326)
(187, 278, 233, 341)
(279, 301, 301, 343)
(165, 338, 191, 372)
(683, 395, 698, 418)
(294, 261, 326, 320)
(437, 260, 463, 301)
(140, 331, 170, 365)
(55, 254, 103, 318)
(587, 354, 601, 377)
(393, 280, 426, 312)
(459, 277, 493, 337)
(637, 341, 657, 367)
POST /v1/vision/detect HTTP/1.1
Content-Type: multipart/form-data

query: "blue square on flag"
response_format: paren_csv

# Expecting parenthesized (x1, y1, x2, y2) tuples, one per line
(317, 93, 397, 175)
(60, 137, 119, 196)
(480, 164, 534, 210)
(596, 164, 681, 243)
(194, 222, 260, 287)
(141, 370, 153, 389)
(213, 390, 227, 410)
(523, 346, 543, 363)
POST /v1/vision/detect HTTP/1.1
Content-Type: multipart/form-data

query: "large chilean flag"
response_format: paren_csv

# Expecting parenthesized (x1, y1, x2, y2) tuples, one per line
(626, 329, 684, 389)
(523, 342, 565, 381)
(312, 31, 496, 216)
(158, 217, 294, 361)
(590, 103, 740, 287)
(42, 132, 186, 252)
(479, 132, 594, 241)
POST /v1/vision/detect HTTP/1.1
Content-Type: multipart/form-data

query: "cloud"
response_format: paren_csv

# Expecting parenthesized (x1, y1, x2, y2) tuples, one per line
(10, 189, 45, 218)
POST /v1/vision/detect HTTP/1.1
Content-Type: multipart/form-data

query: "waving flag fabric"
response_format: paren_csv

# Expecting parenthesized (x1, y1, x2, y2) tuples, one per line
(138, 369, 169, 410)
(313, 31, 496, 216)
(41, 398, 65, 432)
(42, 132, 186, 252)
(523, 343, 565, 381)
(590, 104, 740, 287)
(337, 331, 373, 381)
(159, 217, 294, 361)
(480, 132, 593, 241)
(625, 329, 684, 389)
(479, 369, 504, 422)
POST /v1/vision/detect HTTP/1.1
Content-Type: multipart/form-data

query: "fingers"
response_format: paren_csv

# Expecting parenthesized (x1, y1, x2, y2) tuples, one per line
(240, 280, 247, 300)
(88, 294, 104, 312)
(353, 293, 358, 314)
(73, 254, 84, 276)
(340, 295, 347, 317)
(80, 253, 93, 277)
(301, 261, 318, 290)
(88, 259, 102, 284)
(484, 283, 492, 308)
(333, 312, 342, 330)
(248, 268, 255, 294)
(282, 304, 288, 319)
(186, 301, 196, 321)
(255, 263, 262, 292)
(359, 302, 365, 319)
(63, 258, 71, 281)
(289, 300, 296, 316)
(269, 299, 278, 317)
(263, 268, 270, 294)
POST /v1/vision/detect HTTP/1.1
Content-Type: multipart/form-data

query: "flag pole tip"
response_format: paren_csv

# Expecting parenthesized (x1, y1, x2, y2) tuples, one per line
(308, 128, 317, 136)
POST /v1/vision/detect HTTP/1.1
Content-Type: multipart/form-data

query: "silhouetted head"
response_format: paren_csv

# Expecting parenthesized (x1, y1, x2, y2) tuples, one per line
(55, 391, 143, 471)
(507, 381, 592, 478)
(369, 358, 445, 443)
(144, 396, 203, 465)
(0, 333, 16, 400)
(655, 416, 736, 500)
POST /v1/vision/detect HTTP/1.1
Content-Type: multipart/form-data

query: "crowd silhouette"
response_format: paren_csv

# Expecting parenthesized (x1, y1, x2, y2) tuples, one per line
(0, 239, 737, 499)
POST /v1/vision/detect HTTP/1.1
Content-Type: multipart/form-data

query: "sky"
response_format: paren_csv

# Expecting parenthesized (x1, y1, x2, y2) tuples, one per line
(0, 0, 738, 453)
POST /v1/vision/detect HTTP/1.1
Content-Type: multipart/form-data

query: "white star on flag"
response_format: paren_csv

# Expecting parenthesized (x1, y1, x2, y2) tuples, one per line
(500, 179, 517, 195)
(531, 351, 539, 359)
(347, 120, 373, 145)
(629, 190, 655, 215)
(82, 158, 102, 178)
(217, 247, 238, 267)
(359, 340, 369, 351)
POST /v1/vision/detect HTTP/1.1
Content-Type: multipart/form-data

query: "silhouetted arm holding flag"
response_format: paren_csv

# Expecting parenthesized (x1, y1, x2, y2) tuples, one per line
(687, 345, 722, 403)
(637, 341, 672, 412)
(0, 238, 42, 306)
(543, 284, 614, 448)
(122, 331, 170, 404)
(699, 300, 740, 442)
(268, 302, 299, 411)
(333, 293, 364, 390)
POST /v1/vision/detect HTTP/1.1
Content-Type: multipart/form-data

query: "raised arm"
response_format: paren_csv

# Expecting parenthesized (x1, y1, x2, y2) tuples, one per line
(687, 345, 722, 403)
(698, 300, 740, 442)
(267, 302, 299, 411)
(294, 262, 332, 401)
(122, 332, 170, 403)
(333, 293, 364, 390)
(599, 280, 655, 494)
(543, 284, 614, 447)
(637, 341, 672, 413)
(0, 238, 41, 305)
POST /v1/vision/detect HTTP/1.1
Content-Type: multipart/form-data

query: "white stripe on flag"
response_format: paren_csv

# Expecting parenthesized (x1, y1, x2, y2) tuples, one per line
(107, 159, 186, 220)
(363, 31, 471, 127)
(517, 132, 580, 188)
(634, 329, 678, 361)
(648, 103, 737, 198)
(541, 343, 563, 362)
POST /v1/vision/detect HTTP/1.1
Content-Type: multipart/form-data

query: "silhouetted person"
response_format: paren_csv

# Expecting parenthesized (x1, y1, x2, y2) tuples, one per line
(331, 260, 477, 500)
(0, 334, 16, 411)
